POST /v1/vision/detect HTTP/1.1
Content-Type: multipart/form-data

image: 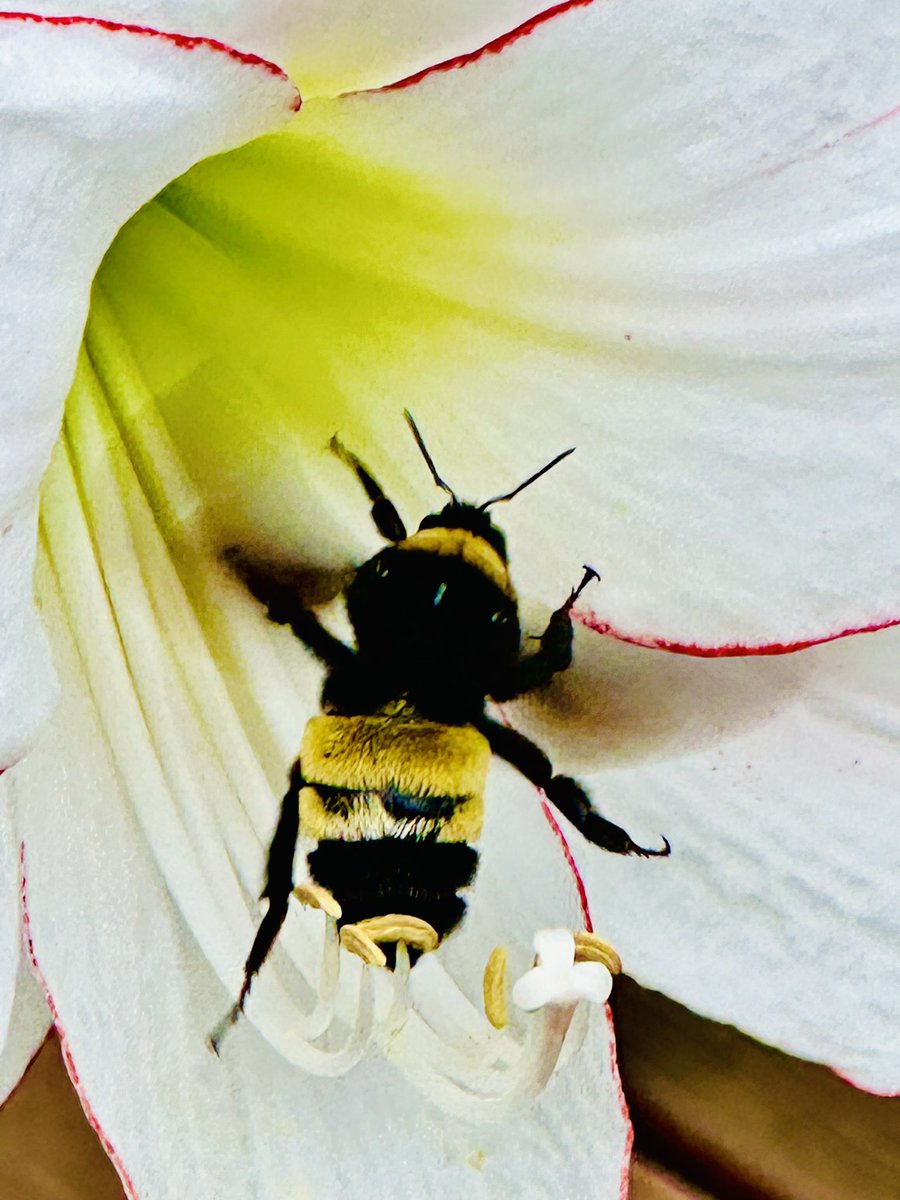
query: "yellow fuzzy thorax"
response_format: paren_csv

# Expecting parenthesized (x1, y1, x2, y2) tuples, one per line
(396, 527, 514, 598)
(298, 715, 492, 844)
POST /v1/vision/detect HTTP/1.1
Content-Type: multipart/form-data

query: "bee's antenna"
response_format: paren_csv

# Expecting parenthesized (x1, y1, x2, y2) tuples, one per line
(479, 446, 575, 510)
(404, 410, 459, 504)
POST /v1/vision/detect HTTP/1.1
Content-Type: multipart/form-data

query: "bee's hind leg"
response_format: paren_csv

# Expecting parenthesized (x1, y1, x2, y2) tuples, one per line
(208, 763, 304, 1054)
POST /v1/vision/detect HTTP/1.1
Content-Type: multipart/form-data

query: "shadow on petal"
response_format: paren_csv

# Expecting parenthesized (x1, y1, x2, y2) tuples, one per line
(509, 617, 815, 768)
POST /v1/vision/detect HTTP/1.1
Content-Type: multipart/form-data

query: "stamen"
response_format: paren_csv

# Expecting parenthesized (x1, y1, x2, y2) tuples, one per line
(288, 960, 378, 1078)
(294, 914, 342, 1041)
(290, 934, 414, 1070)
(248, 913, 344, 1049)
(340, 923, 388, 968)
(250, 915, 596, 1111)
(215, 906, 599, 1106)
(294, 880, 342, 919)
(389, 997, 578, 1122)
(348, 913, 440, 955)
(374, 940, 414, 1045)
(574, 930, 622, 976)
(394, 939, 410, 977)
(402, 957, 519, 1069)
(483, 946, 510, 1029)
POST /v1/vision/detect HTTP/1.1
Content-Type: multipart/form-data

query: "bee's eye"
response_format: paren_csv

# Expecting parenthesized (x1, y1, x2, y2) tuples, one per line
(373, 557, 389, 578)
(491, 610, 506, 624)
(433, 581, 447, 606)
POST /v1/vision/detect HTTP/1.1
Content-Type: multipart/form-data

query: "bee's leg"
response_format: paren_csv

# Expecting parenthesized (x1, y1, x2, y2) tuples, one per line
(329, 435, 407, 542)
(490, 567, 600, 701)
(209, 763, 303, 1054)
(476, 716, 670, 858)
(223, 549, 355, 669)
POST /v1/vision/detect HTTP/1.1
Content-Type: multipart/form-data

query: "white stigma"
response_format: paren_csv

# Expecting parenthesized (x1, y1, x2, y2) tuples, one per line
(512, 929, 614, 1012)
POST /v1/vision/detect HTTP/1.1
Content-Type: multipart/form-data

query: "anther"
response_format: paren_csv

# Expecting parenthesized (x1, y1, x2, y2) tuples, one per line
(293, 881, 342, 919)
(352, 914, 440, 955)
(340, 924, 388, 968)
(573, 931, 622, 976)
(483, 946, 510, 1029)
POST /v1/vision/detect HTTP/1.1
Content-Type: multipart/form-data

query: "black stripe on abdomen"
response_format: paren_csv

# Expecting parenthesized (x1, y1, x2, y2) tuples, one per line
(307, 838, 479, 962)
(315, 782, 461, 822)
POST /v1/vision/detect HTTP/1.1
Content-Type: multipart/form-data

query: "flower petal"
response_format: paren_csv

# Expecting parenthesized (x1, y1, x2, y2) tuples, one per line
(505, 620, 900, 1094)
(0, 801, 50, 1105)
(100, 0, 900, 652)
(0, 13, 297, 767)
(4, 347, 630, 1198)
(20, 2, 563, 96)
(0, 961, 52, 1109)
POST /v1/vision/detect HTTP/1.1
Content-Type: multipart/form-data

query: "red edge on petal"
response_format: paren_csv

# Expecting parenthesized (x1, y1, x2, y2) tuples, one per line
(576, 609, 900, 658)
(605, 1006, 634, 1200)
(0, 12, 301, 109)
(18, 843, 141, 1200)
(535, 754, 632, 1194)
(539, 798, 593, 933)
(495, 704, 595, 929)
(350, 0, 596, 95)
(833, 1064, 900, 1098)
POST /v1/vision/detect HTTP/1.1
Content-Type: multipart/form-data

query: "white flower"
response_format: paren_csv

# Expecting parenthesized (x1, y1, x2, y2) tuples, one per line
(1, 4, 899, 1199)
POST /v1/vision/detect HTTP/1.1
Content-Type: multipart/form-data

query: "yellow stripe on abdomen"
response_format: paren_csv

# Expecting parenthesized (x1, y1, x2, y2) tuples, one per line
(298, 715, 491, 843)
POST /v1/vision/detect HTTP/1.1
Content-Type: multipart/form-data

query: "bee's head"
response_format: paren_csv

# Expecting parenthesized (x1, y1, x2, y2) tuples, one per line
(396, 411, 574, 599)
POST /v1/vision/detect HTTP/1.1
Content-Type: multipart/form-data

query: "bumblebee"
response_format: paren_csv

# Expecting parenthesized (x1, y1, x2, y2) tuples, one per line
(216, 413, 668, 1042)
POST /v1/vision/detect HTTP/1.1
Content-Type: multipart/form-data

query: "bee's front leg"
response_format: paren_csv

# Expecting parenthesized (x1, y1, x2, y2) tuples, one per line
(490, 566, 600, 701)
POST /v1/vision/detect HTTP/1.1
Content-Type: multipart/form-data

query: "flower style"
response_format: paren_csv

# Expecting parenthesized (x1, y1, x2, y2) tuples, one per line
(2, 4, 900, 1199)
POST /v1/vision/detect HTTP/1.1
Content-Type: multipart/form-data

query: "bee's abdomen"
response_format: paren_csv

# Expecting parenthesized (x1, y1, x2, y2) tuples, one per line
(306, 837, 479, 945)
(296, 715, 491, 950)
